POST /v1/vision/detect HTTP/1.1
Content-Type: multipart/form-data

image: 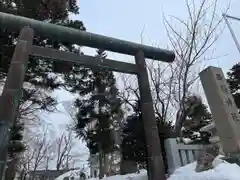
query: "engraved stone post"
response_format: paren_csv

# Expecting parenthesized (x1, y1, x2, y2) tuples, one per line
(199, 66, 240, 155)
(0, 27, 33, 180)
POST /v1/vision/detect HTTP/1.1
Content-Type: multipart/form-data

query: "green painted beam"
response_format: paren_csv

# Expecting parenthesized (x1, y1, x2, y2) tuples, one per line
(0, 12, 175, 62)
(30, 45, 137, 74)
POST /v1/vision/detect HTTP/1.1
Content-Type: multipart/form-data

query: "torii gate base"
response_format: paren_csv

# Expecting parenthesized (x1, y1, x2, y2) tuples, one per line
(0, 25, 174, 180)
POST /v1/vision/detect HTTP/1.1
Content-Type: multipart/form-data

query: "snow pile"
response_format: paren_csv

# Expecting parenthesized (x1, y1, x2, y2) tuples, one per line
(56, 170, 148, 180)
(168, 155, 240, 180)
(92, 170, 147, 180)
(55, 156, 240, 180)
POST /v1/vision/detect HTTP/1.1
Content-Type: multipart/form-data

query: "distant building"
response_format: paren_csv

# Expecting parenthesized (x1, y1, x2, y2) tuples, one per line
(28, 169, 74, 180)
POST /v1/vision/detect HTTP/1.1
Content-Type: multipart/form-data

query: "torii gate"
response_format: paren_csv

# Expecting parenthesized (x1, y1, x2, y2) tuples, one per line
(0, 12, 175, 180)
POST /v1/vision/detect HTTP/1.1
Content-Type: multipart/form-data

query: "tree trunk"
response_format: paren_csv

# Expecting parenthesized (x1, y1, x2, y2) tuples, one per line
(103, 153, 109, 176)
(30, 168, 37, 180)
(5, 158, 18, 180)
(18, 169, 26, 180)
(56, 163, 60, 171)
(120, 160, 137, 175)
(109, 153, 113, 175)
(98, 145, 104, 179)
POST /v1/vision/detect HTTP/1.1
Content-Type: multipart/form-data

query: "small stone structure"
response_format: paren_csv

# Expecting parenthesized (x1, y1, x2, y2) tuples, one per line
(195, 144, 220, 172)
(200, 122, 224, 155)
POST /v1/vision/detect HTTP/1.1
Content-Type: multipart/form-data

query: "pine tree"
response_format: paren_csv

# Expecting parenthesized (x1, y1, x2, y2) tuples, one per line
(181, 95, 212, 144)
(227, 63, 240, 110)
(74, 50, 123, 178)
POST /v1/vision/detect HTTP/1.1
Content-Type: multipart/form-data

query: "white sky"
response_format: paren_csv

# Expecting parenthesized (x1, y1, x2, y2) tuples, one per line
(70, 0, 240, 72)
(39, 0, 240, 169)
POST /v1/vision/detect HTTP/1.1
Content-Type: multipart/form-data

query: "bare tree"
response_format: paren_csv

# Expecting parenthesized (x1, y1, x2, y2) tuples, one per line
(18, 149, 35, 180)
(119, 0, 229, 140)
(32, 133, 52, 173)
(0, 79, 58, 180)
(20, 130, 53, 180)
(54, 130, 74, 170)
(163, 0, 229, 140)
(117, 60, 176, 123)
(117, 33, 176, 123)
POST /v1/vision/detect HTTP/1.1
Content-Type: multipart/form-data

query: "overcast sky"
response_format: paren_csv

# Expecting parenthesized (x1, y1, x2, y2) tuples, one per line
(70, 0, 240, 71)
(42, 0, 240, 169)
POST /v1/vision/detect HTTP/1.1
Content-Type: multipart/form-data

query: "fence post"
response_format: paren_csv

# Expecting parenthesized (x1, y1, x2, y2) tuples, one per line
(164, 138, 182, 174)
(0, 27, 33, 180)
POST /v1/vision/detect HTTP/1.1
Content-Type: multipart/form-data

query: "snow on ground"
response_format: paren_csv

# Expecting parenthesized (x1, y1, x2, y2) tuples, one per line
(56, 170, 147, 180)
(168, 155, 240, 180)
(56, 169, 86, 180)
(56, 155, 240, 180)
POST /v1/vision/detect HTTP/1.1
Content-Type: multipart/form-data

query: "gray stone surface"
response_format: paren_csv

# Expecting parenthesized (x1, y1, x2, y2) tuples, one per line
(195, 144, 220, 172)
(200, 66, 240, 154)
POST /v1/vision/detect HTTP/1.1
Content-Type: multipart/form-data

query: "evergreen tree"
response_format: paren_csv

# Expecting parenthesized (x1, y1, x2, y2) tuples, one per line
(181, 95, 212, 144)
(227, 63, 240, 110)
(0, 1, 85, 179)
(74, 50, 123, 178)
(121, 101, 174, 173)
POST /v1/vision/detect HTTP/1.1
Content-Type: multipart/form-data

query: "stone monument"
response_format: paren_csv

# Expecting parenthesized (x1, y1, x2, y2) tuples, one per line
(199, 66, 240, 164)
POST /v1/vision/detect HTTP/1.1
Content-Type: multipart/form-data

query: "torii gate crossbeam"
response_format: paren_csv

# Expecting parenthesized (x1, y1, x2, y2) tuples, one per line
(0, 12, 174, 62)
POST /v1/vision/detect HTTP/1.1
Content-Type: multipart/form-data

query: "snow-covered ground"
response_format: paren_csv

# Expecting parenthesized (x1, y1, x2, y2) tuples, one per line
(56, 155, 240, 180)
(168, 155, 240, 180)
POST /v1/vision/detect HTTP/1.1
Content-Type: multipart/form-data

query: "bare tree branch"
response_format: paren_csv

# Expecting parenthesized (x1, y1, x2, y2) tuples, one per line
(20, 129, 53, 180)
(163, 0, 229, 140)
(55, 130, 74, 170)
